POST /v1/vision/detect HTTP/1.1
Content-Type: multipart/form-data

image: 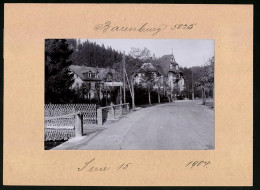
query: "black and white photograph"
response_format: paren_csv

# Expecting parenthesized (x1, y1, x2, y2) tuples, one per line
(45, 39, 215, 150)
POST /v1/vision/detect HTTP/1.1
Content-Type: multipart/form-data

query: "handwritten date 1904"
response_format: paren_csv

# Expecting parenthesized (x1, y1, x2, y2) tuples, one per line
(185, 161, 211, 168)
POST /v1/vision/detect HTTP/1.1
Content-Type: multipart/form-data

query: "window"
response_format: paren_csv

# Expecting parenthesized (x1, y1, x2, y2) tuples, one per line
(107, 73, 112, 81)
(88, 72, 91, 78)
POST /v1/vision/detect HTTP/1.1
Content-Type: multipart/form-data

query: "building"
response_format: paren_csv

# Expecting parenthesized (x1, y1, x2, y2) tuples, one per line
(134, 62, 162, 87)
(157, 54, 185, 91)
(69, 65, 119, 100)
(134, 53, 185, 99)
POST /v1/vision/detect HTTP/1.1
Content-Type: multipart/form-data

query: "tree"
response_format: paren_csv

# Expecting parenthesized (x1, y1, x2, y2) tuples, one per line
(45, 39, 74, 103)
(125, 47, 151, 109)
(150, 56, 164, 103)
(140, 70, 157, 105)
(193, 56, 214, 104)
(155, 76, 163, 103)
(173, 84, 181, 100)
(68, 39, 123, 67)
(179, 67, 193, 99)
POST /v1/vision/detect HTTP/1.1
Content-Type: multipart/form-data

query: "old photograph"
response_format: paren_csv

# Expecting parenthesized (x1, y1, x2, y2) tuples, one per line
(45, 39, 214, 150)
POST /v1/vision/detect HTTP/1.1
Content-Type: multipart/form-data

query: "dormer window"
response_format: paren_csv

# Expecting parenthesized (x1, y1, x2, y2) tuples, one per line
(169, 64, 173, 69)
(91, 73, 96, 78)
(88, 72, 91, 78)
(176, 65, 179, 70)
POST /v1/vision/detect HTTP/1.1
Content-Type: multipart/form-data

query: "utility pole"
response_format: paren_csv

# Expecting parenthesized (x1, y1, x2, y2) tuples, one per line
(192, 70, 194, 100)
(120, 86, 122, 104)
(123, 52, 126, 103)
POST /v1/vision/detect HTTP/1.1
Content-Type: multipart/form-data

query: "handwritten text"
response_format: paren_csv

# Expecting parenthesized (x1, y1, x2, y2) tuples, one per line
(78, 158, 132, 172)
(94, 21, 197, 36)
(185, 161, 211, 169)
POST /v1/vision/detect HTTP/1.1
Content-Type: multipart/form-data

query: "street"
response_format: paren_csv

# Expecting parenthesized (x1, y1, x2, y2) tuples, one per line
(55, 100, 214, 150)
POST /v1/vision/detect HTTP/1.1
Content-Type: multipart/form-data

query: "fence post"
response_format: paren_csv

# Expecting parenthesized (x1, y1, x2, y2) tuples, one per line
(119, 104, 123, 117)
(95, 104, 97, 124)
(111, 105, 115, 119)
(75, 113, 83, 137)
(97, 108, 103, 125)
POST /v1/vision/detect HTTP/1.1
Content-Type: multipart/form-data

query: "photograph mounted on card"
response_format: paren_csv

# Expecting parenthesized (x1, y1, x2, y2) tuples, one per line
(44, 39, 215, 150)
(3, 4, 253, 186)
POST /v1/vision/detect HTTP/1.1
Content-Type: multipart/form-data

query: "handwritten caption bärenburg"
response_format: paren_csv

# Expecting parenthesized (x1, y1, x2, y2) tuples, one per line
(94, 21, 197, 36)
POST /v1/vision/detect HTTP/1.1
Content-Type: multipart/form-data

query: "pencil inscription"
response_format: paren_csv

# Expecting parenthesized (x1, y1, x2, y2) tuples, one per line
(94, 21, 197, 36)
(185, 161, 211, 168)
(78, 158, 133, 172)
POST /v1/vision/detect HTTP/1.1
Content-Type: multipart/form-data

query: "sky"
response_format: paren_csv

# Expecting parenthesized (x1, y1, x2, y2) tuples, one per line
(81, 39, 214, 68)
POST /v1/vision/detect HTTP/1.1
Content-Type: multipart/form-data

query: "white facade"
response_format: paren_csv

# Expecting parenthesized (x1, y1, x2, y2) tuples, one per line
(134, 60, 185, 93)
(178, 78, 185, 91)
(71, 73, 84, 89)
(69, 65, 117, 100)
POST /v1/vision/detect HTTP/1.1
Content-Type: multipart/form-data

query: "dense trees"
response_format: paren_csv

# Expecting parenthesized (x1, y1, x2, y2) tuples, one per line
(193, 56, 214, 104)
(67, 39, 123, 67)
(45, 39, 75, 103)
(179, 56, 215, 103)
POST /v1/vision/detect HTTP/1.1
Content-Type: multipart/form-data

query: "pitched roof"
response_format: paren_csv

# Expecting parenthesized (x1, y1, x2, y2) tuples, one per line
(69, 65, 117, 81)
(69, 65, 89, 80)
(157, 54, 182, 76)
(140, 62, 158, 73)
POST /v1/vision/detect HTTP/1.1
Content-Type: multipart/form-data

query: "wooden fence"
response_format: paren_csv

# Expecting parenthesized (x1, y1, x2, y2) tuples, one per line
(97, 103, 130, 125)
(44, 103, 130, 140)
(44, 104, 96, 141)
(45, 104, 97, 125)
(44, 112, 83, 141)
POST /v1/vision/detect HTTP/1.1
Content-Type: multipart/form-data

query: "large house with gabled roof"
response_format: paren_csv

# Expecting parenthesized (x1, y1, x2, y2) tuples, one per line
(158, 54, 185, 91)
(69, 65, 119, 100)
(134, 53, 185, 99)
